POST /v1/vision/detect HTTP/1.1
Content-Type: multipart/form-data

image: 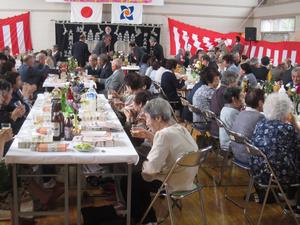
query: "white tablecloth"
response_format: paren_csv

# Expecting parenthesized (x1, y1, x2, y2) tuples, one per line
(43, 75, 96, 89)
(121, 66, 140, 71)
(5, 94, 139, 165)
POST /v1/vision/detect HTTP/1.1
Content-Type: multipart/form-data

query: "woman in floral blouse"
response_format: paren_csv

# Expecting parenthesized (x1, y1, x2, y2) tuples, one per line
(250, 92, 300, 208)
(250, 92, 299, 185)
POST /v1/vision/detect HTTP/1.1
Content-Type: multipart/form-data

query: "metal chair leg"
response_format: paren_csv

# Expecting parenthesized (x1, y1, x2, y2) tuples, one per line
(257, 176, 273, 225)
(198, 189, 208, 225)
(218, 150, 230, 185)
(139, 186, 165, 225)
(166, 187, 175, 225)
(244, 176, 255, 225)
(275, 181, 300, 225)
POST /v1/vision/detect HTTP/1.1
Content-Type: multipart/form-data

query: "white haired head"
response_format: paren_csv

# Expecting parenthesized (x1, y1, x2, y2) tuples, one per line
(112, 58, 122, 69)
(36, 53, 46, 65)
(263, 92, 293, 121)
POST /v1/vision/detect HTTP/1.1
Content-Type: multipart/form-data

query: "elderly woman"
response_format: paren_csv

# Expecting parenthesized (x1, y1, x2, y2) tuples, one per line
(193, 67, 220, 131)
(231, 89, 265, 166)
(219, 87, 243, 150)
(210, 70, 238, 137)
(251, 93, 300, 206)
(121, 98, 198, 224)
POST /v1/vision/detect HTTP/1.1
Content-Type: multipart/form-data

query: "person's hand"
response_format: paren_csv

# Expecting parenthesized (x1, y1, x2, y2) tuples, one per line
(0, 128, 13, 143)
(180, 75, 188, 81)
(11, 106, 25, 121)
(124, 108, 133, 122)
(22, 83, 36, 99)
(111, 90, 120, 98)
(112, 100, 125, 110)
(130, 127, 153, 141)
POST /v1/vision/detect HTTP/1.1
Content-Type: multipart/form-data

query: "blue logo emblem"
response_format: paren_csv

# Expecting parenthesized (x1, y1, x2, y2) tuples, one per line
(120, 5, 134, 21)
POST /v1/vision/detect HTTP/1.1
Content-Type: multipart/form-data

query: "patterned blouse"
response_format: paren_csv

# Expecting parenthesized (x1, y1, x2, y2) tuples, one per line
(250, 118, 299, 185)
(192, 85, 215, 123)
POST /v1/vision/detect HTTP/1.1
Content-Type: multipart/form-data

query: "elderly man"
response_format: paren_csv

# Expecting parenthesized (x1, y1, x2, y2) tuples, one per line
(85, 54, 100, 77)
(98, 54, 113, 80)
(282, 58, 294, 85)
(93, 34, 112, 56)
(96, 58, 124, 92)
(19, 53, 49, 94)
(287, 67, 300, 89)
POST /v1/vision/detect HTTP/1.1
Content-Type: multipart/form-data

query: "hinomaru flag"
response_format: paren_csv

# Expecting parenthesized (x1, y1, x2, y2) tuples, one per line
(71, 2, 103, 23)
(111, 3, 143, 24)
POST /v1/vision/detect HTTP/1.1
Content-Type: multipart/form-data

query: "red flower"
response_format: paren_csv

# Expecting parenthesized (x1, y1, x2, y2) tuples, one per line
(296, 85, 300, 94)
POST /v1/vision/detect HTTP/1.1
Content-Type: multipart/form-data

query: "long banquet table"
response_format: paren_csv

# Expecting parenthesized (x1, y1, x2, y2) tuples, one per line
(5, 94, 139, 225)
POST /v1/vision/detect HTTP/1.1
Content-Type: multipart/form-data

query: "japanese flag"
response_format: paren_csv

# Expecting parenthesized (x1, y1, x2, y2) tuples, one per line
(111, 3, 143, 24)
(71, 2, 103, 23)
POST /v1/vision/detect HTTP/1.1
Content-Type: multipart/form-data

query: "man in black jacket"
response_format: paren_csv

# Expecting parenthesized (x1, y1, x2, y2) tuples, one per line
(253, 56, 270, 81)
(71, 34, 90, 67)
(129, 41, 145, 65)
(90, 54, 113, 92)
(85, 54, 101, 77)
(149, 37, 164, 63)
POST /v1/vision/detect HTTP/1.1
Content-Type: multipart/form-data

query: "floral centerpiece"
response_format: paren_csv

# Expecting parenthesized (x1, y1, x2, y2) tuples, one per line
(67, 57, 79, 74)
(192, 60, 202, 74)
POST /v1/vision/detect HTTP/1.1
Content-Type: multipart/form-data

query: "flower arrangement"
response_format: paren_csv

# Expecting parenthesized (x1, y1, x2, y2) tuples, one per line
(67, 57, 79, 73)
(263, 80, 275, 95)
(192, 60, 202, 74)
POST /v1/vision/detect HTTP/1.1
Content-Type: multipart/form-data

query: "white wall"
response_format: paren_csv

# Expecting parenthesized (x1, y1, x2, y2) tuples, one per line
(0, 0, 258, 57)
(253, 1, 300, 41)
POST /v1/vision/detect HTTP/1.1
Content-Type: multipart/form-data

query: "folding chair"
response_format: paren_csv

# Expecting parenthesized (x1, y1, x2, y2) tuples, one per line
(180, 97, 194, 133)
(214, 117, 233, 185)
(244, 142, 300, 225)
(139, 146, 213, 225)
(221, 129, 253, 209)
(153, 81, 181, 120)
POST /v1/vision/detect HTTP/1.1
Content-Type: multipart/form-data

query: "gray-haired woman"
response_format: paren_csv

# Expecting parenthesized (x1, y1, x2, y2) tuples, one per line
(122, 98, 198, 224)
(251, 93, 300, 208)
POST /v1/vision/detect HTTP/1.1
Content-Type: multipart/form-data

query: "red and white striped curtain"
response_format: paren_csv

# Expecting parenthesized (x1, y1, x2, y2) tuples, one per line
(168, 18, 300, 66)
(0, 12, 32, 56)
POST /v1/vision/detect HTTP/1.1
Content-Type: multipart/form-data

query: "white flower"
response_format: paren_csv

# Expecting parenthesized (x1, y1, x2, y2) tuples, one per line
(291, 88, 296, 92)
(286, 83, 291, 88)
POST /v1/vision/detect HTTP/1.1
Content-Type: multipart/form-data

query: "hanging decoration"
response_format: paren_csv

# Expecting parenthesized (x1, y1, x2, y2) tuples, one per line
(111, 3, 143, 24)
(55, 21, 161, 59)
(71, 2, 103, 23)
(168, 18, 300, 66)
(0, 12, 32, 55)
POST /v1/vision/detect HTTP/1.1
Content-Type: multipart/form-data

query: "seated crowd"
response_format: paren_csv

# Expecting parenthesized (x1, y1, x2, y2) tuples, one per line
(1, 32, 300, 225)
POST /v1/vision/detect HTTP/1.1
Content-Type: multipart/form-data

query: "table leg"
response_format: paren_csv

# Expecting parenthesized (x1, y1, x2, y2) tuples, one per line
(77, 165, 81, 225)
(126, 164, 132, 225)
(64, 165, 69, 225)
(12, 164, 19, 225)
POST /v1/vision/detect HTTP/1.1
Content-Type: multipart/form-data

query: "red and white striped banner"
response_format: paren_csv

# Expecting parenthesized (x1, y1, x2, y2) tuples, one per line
(0, 12, 32, 56)
(168, 18, 300, 66)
